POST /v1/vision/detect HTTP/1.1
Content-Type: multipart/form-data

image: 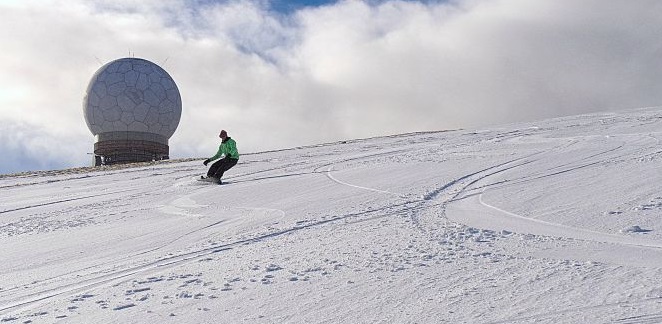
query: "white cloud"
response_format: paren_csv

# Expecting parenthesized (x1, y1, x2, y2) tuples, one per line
(1, 0, 662, 173)
(0, 120, 91, 173)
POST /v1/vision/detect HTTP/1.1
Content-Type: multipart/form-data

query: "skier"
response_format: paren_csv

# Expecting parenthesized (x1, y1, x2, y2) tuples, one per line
(202, 130, 239, 184)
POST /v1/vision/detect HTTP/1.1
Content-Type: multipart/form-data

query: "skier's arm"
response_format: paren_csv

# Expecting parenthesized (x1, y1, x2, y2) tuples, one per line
(208, 145, 223, 161)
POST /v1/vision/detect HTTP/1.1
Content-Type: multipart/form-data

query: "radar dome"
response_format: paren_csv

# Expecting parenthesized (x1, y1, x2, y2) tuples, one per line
(83, 57, 182, 165)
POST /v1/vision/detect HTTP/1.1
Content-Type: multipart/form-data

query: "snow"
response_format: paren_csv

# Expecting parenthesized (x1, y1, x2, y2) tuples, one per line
(2, 107, 662, 323)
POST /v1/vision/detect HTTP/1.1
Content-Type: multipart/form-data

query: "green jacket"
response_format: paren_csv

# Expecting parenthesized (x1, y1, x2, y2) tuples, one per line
(209, 137, 239, 160)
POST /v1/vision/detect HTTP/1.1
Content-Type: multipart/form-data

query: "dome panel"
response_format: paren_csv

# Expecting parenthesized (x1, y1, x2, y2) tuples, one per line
(85, 107, 102, 134)
(125, 70, 139, 87)
(149, 83, 166, 101)
(99, 96, 117, 110)
(159, 113, 173, 125)
(134, 62, 153, 74)
(113, 120, 129, 132)
(172, 112, 181, 126)
(136, 73, 149, 91)
(87, 91, 100, 107)
(166, 88, 180, 103)
(161, 99, 175, 113)
(124, 88, 143, 105)
(129, 121, 150, 132)
(134, 102, 150, 122)
(155, 124, 167, 135)
(96, 71, 107, 82)
(148, 123, 162, 134)
(88, 124, 102, 135)
(145, 107, 160, 126)
(107, 82, 127, 97)
(105, 61, 120, 73)
(118, 61, 132, 73)
(93, 107, 105, 127)
(100, 120, 115, 132)
(105, 72, 124, 85)
(121, 111, 135, 125)
(144, 89, 161, 107)
(161, 77, 175, 90)
(149, 71, 164, 83)
(117, 94, 137, 112)
(102, 106, 121, 121)
(92, 82, 107, 97)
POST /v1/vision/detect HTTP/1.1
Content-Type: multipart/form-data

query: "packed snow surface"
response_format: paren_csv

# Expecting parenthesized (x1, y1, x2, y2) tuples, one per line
(2, 108, 662, 323)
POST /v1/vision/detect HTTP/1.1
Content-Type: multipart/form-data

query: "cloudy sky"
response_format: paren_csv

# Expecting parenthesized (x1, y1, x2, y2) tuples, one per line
(1, 0, 661, 174)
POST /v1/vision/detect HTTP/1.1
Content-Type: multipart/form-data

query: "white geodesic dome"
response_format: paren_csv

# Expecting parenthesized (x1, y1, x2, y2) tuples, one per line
(83, 58, 182, 139)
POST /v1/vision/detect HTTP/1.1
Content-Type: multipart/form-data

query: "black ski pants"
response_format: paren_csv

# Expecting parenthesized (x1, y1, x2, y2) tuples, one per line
(207, 157, 238, 179)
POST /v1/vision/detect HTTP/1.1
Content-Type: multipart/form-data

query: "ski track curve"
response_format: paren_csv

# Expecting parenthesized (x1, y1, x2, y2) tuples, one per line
(442, 133, 662, 267)
(316, 136, 557, 236)
(325, 165, 404, 198)
(476, 192, 662, 249)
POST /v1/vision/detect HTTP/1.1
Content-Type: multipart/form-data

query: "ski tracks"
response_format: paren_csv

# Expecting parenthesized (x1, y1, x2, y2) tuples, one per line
(2, 153, 381, 317)
(325, 165, 404, 198)
(0, 166, 290, 316)
(486, 297, 662, 324)
(0, 204, 283, 316)
(440, 134, 662, 267)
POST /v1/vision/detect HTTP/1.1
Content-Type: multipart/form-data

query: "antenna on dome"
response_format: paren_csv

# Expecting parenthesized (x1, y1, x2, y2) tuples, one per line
(94, 56, 103, 66)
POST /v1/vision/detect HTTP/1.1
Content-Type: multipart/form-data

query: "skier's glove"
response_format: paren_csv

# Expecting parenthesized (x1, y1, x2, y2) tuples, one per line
(203, 159, 210, 166)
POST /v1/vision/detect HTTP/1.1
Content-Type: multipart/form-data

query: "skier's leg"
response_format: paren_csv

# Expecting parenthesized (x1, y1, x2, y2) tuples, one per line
(212, 158, 238, 179)
(212, 159, 229, 179)
(207, 159, 223, 178)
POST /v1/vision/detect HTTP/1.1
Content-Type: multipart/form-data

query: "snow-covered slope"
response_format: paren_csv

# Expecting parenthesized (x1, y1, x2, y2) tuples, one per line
(2, 107, 662, 323)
